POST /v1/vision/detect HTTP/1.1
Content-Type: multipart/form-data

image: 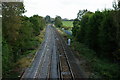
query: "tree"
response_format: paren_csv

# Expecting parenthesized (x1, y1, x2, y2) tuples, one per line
(2, 2, 25, 77)
(99, 10, 118, 58)
(118, 1, 120, 8)
(2, 2, 25, 61)
(72, 18, 80, 37)
(113, 0, 118, 10)
(39, 16, 46, 30)
(45, 15, 51, 23)
(19, 16, 34, 53)
(2, 38, 13, 77)
(77, 12, 93, 43)
(112, 1, 120, 48)
(29, 15, 46, 36)
(2, 2, 46, 78)
(77, 9, 88, 20)
(86, 11, 103, 52)
(55, 16, 62, 28)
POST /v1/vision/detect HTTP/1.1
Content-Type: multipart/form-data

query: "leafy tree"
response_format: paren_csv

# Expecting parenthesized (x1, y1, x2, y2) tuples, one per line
(74, 9, 119, 59)
(98, 10, 118, 58)
(73, 4, 120, 62)
(112, 4, 120, 48)
(39, 16, 46, 30)
(118, 1, 120, 8)
(113, 0, 118, 10)
(77, 9, 88, 20)
(55, 16, 62, 28)
(86, 11, 103, 52)
(45, 15, 51, 23)
(72, 18, 80, 37)
(29, 15, 45, 36)
(77, 12, 93, 43)
(2, 2, 25, 61)
(2, 2, 46, 78)
(19, 16, 34, 53)
(2, 38, 13, 77)
(2, 2, 25, 77)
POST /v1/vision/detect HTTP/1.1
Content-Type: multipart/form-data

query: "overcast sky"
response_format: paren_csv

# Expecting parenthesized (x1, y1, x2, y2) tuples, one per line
(23, 0, 116, 19)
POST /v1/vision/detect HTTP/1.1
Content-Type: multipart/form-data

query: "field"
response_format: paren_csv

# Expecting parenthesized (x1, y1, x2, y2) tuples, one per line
(62, 21, 73, 27)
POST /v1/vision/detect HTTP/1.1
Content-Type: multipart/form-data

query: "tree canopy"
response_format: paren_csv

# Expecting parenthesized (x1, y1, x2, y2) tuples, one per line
(2, 2, 46, 77)
(55, 16, 62, 28)
(72, 8, 120, 60)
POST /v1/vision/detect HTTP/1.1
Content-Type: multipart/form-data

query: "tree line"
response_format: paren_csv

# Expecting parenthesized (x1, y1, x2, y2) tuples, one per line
(72, 1, 120, 61)
(45, 15, 63, 28)
(2, 2, 46, 77)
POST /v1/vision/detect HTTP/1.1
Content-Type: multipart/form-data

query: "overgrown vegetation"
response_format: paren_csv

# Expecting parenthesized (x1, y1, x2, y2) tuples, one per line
(71, 41, 120, 79)
(73, 10, 120, 61)
(71, 1, 120, 79)
(2, 2, 46, 78)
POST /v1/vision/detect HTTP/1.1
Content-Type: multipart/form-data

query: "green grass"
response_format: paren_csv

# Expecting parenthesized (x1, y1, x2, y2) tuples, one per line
(62, 21, 73, 27)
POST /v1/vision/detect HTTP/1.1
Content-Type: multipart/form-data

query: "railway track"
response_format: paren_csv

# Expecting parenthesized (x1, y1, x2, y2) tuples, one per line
(33, 25, 59, 79)
(35, 25, 53, 79)
(54, 27, 86, 79)
(21, 25, 85, 80)
(52, 27, 75, 80)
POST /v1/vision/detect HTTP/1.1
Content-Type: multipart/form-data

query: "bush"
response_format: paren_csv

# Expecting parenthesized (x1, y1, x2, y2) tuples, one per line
(92, 59, 120, 78)
(71, 41, 120, 79)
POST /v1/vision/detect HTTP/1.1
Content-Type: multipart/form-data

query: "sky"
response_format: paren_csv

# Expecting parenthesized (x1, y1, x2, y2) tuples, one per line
(23, 0, 116, 19)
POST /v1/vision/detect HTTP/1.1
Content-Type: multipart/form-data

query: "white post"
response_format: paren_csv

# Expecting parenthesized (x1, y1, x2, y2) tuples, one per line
(68, 39, 71, 46)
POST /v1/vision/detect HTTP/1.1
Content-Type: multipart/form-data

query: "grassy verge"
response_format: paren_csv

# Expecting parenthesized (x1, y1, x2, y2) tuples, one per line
(57, 27, 120, 79)
(9, 28, 46, 78)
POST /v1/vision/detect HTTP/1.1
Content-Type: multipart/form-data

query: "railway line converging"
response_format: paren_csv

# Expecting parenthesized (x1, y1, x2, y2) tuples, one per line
(21, 24, 85, 80)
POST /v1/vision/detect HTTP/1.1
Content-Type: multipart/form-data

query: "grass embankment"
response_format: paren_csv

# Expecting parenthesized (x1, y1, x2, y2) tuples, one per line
(11, 28, 46, 78)
(57, 28, 120, 79)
